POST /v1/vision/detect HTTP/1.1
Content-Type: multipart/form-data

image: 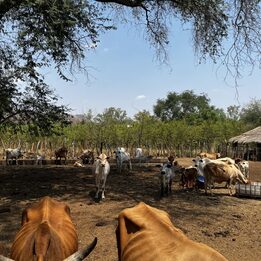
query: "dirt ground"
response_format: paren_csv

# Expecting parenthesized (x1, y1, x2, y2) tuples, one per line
(0, 158, 260, 261)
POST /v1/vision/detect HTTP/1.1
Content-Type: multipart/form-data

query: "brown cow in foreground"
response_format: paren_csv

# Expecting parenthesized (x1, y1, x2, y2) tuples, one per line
(0, 197, 97, 261)
(116, 202, 228, 261)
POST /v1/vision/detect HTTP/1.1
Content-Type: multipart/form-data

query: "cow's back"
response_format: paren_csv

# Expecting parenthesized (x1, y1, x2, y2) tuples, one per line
(116, 202, 228, 261)
(10, 197, 78, 261)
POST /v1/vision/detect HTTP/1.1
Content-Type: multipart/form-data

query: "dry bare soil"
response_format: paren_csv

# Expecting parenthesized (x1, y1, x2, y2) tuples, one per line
(0, 158, 260, 261)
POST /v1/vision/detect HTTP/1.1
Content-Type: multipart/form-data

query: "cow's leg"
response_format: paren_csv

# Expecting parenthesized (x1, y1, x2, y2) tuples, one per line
(129, 160, 132, 171)
(95, 174, 100, 199)
(160, 176, 165, 197)
(169, 179, 172, 194)
(204, 178, 208, 195)
(119, 161, 122, 173)
(160, 183, 164, 197)
(101, 176, 107, 199)
(228, 179, 233, 196)
(95, 188, 99, 199)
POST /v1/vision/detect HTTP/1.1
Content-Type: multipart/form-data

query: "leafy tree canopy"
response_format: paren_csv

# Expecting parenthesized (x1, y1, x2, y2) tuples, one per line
(94, 107, 129, 124)
(240, 99, 261, 127)
(1, 0, 261, 131)
(153, 90, 225, 123)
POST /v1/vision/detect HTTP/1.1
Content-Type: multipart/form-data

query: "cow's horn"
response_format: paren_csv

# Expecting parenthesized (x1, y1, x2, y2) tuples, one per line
(63, 237, 97, 261)
(0, 256, 15, 261)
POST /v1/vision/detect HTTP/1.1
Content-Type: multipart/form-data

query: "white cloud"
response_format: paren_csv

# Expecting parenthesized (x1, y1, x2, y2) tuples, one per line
(136, 95, 146, 100)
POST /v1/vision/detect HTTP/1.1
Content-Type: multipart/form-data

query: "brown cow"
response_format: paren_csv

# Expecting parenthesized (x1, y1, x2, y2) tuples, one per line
(79, 150, 94, 165)
(203, 162, 248, 195)
(198, 152, 221, 159)
(55, 146, 68, 164)
(0, 197, 97, 261)
(180, 166, 198, 189)
(116, 202, 228, 261)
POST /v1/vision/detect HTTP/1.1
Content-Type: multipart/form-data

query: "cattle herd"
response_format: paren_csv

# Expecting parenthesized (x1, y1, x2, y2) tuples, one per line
(0, 147, 252, 260)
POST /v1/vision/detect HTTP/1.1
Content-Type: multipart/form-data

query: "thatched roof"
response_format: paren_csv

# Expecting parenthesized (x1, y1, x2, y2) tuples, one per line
(229, 126, 261, 144)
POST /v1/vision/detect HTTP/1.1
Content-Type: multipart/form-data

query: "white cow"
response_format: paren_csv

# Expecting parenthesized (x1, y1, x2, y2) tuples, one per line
(5, 148, 23, 165)
(235, 159, 250, 179)
(160, 160, 183, 196)
(115, 147, 132, 173)
(94, 153, 110, 199)
(192, 156, 235, 176)
(135, 148, 143, 158)
(35, 154, 45, 166)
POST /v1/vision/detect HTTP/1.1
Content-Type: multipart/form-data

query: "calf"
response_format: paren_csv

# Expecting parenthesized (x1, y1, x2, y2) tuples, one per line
(116, 202, 228, 261)
(55, 146, 68, 165)
(160, 160, 182, 196)
(0, 197, 97, 261)
(5, 148, 23, 165)
(180, 166, 198, 189)
(95, 153, 110, 199)
(115, 147, 132, 173)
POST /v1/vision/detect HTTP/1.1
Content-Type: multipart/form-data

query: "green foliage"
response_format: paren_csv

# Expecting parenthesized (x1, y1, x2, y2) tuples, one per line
(240, 99, 261, 127)
(0, 0, 114, 132)
(153, 90, 225, 123)
(0, 75, 70, 135)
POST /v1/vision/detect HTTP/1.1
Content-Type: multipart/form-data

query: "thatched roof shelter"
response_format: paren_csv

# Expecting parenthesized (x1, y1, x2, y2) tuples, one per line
(229, 126, 261, 161)
(229, 126, 261, 144)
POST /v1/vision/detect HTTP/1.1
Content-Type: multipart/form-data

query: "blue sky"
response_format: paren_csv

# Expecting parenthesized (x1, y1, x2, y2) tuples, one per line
(43, 21, 261, 118)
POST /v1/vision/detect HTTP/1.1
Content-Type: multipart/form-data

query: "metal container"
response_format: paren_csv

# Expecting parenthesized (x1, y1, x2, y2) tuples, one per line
(235, 182, 261, 198)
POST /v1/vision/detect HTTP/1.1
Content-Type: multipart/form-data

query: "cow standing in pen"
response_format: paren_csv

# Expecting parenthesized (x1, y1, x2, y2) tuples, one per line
(160, 156, 182, 196)
(115, 147, 132, 173)
(94, 153, 110, 199)
(55, 146, 68, 165)
(5, 148, 23, 165)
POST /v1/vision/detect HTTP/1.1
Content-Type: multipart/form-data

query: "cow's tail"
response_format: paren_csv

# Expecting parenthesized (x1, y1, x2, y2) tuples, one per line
(34, 221, 51, 261)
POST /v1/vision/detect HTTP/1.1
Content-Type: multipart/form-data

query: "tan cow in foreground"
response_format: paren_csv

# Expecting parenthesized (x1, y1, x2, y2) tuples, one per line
(116, 202, 228, 261)
(0, 197, 97, 261)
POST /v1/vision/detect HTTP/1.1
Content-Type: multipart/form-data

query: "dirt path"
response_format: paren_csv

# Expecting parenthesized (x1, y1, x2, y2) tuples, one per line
(0, 159, 260, 261)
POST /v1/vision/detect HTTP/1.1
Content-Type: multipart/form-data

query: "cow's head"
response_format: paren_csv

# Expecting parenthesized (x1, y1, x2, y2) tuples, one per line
(168, 155, 175, 163)
(235, 166, 249, 184)
(161, 163, 173, 176)
(97, 154, 109, 167)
